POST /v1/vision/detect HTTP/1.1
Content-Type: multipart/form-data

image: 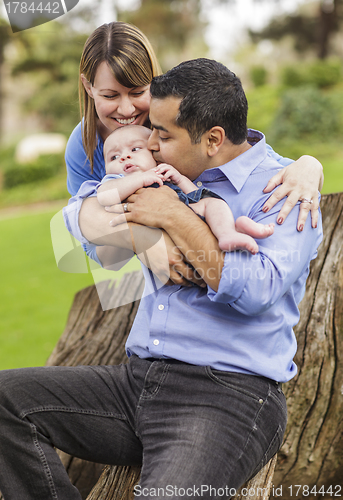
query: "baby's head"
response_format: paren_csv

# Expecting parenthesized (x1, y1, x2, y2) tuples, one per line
(103, 125, 156, 175)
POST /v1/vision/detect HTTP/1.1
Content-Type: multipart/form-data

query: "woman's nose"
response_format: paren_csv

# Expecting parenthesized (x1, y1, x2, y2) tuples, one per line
(117, 96, 135, 117)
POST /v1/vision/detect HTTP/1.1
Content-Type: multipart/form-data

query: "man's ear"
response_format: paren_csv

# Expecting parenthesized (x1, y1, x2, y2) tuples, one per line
(80, 74, 94, 98)
(206, 127, 226, 157)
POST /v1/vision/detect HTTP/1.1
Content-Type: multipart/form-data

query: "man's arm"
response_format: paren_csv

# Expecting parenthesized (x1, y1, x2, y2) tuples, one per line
(79, 196, 206, 286)
(108, 186, 225, 291)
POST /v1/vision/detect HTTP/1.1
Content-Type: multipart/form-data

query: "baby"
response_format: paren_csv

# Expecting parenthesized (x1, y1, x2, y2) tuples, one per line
(97, 125, 274, 254)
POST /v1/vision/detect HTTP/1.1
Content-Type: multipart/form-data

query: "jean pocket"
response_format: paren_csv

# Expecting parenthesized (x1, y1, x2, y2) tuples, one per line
(205, 366, 267, 403)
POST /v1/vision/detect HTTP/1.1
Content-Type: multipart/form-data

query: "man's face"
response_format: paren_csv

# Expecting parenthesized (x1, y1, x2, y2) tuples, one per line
(147, 96, 209, 180)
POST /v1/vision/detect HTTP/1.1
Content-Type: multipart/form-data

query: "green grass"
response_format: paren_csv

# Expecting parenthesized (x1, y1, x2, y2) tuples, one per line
(0, 205, 141, 369)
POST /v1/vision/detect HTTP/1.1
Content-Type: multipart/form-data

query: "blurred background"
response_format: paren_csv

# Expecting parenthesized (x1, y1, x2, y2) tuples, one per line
(1, 0, 342, 369)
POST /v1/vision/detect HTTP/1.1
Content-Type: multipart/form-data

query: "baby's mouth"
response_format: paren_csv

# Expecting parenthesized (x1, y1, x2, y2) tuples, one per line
(124, 163, 138, 173)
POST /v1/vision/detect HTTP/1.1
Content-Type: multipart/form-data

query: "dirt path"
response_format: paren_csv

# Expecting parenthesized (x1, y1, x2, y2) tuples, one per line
(0, 199, 68, 221)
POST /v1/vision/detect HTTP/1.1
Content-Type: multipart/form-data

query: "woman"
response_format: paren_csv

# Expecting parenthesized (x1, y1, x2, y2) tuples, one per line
(65, 21, 323, 281)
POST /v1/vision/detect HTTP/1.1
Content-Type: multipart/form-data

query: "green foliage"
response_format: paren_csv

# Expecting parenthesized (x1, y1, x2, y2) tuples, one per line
(119, 0, 208, 70)
(268, 86, 339, 142)
(10, 22, 87, 134)
(281, 60, 342, 89)
(3, 154, 64, 189)
(249, 65, 268, 87)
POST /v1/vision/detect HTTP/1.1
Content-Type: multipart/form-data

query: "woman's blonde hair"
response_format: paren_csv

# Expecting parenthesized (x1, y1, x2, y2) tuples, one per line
(79, 22, 162, 171)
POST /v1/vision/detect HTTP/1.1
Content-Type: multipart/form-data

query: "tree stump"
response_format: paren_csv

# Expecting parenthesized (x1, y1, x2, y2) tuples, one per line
(272, 192, 343, 496)
(0, 193, 342, 500)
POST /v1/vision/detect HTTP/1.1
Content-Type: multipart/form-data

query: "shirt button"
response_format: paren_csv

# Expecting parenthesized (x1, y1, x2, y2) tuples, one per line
(196, 181, 202, 187)
(158, 304, 164, 310)
(153, 339, 160, 346)
(259, 398, 264, 405)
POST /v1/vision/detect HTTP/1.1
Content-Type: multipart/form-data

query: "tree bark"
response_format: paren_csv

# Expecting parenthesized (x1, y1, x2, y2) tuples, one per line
(273, 191, 343, 495)
(0, 193, 342, 500)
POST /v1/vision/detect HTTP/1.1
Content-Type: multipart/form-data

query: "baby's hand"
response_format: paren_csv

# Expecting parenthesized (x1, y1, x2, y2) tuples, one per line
(139, 168, 164, 187)
(156, 164, 182, 185)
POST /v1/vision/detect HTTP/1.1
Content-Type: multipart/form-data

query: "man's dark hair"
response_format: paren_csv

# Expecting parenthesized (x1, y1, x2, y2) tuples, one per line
(150, 58, 248, 145)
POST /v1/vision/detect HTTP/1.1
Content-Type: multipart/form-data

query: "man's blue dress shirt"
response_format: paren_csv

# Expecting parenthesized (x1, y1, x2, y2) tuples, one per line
(64, 129, 323, 383)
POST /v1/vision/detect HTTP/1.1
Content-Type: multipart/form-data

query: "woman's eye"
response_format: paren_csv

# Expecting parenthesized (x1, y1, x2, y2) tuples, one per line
(131, 91, 145, 97)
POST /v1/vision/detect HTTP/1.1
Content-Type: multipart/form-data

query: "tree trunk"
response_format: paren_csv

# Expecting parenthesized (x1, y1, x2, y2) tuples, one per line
(318, 0, 339, 59)
(272, 191, 343, 496)
(0, 193, 342, 500)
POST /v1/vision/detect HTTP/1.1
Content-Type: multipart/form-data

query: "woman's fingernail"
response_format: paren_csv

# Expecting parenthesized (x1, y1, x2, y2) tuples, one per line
(277, 217, 283, 224)
(298, 224, 304, 232)
(262, 206, 269, 213)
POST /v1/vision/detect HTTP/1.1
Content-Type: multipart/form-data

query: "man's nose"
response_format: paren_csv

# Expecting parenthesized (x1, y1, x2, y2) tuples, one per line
(147, 129, 159, 152)
(117, 96, 135, 117)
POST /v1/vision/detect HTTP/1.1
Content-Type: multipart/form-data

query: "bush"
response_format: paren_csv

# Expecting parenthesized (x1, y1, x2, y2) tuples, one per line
(250, 65, 268, 87)
(307, 59, 342, 88)
(268, 85, 339, 142)
(3, 154, 63, 189)
(281, 59, 342, 89)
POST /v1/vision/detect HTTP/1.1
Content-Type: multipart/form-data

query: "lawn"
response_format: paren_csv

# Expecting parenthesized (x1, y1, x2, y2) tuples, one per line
(0, 204, 141, 369)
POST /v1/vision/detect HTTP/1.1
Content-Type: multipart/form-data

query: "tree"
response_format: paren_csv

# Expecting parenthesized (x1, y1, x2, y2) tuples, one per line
(0, 18, 12, 144)
(249, 0, 343, 59)
(9, 22, 88, 135)
(118, 0, 208, 70)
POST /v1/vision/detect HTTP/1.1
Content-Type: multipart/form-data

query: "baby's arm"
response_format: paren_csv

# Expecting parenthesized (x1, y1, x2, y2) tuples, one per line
(97, 169, 164, 206)
(156, 164, 196, 194)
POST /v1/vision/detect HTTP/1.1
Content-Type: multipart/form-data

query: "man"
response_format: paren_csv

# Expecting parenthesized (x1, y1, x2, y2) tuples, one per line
(0, 59, 322, 500)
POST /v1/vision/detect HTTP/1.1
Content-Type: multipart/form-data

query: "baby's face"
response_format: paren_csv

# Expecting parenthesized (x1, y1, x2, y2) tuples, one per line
(104, 126, 157, 175)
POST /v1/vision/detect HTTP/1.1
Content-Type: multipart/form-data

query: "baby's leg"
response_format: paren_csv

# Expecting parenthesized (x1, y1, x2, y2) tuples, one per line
(191, 198, 262, 254)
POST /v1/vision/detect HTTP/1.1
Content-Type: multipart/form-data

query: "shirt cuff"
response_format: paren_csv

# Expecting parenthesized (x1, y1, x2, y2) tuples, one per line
(207, 251, 251, 304)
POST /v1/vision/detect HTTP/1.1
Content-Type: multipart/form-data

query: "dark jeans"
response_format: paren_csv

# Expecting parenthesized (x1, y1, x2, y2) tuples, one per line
(0, 356, 287, 500)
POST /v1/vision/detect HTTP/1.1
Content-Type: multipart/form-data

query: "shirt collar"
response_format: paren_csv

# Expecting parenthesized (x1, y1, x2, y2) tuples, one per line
(196, 129, 268, 193)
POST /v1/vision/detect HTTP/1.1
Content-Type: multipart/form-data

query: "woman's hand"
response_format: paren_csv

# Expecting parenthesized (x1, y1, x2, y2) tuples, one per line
(262, 155, 323, 231)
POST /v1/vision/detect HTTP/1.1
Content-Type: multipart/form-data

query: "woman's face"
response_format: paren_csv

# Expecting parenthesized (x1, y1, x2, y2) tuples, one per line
(81, 61, 151, 138)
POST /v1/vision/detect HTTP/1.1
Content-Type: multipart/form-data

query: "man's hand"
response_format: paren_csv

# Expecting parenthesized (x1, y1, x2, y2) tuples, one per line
(262, 155, 323, 231)
(132, 226, 206, 287)
(79, 194, 205, 287)
(106, 186, 224, 291)
(106, 186, 180, 229)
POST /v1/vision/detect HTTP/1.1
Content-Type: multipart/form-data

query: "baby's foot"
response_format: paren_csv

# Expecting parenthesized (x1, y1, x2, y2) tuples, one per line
(235, 216, 275, 240)
(218, 232, 259, 255)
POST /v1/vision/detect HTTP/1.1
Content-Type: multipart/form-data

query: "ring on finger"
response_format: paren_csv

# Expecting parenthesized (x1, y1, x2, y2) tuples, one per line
(300, 198, 313, 204)
(123, 203, 129, 212)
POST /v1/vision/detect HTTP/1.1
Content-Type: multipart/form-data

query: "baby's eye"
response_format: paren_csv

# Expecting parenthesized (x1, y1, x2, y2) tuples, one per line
(111, 154, 120, 161)
(132, 147, 142, 152)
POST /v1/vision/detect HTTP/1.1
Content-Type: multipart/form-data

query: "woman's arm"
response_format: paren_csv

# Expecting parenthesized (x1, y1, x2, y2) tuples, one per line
(262, 155, 323, 231)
